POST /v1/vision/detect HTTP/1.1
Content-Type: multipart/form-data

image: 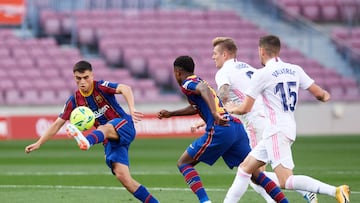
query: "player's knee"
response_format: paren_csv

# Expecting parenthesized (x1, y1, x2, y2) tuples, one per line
(115, 171, 132, 186)
(98, 124, 118, 139)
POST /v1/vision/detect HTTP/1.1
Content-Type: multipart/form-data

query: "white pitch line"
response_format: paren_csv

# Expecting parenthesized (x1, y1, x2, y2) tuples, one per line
(1, 171, 234, 176)
(3, 170, 358, 176)
(0, 185, 359, 194)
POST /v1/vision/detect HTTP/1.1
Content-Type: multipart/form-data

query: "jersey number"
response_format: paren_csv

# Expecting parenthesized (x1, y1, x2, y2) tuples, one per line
(275, 82, 297, 112)
(246, 71, 254, 79)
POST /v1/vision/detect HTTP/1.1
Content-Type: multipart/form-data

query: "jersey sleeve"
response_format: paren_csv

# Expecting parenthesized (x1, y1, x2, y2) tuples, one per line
(97, 80, 118, 94)
(215, 69, 230, 90)
(58, 96, 75, 120)
(245, 69, 265, 99)
(182, 78, 199, 91)
(298, 66, 314, 90)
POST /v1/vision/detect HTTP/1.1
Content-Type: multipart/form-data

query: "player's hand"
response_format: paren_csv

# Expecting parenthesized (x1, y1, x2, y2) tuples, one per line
(224, 101, 238, 114)
(131, 110, 143, 123)
(190, 120, 205, 133)
(25, 143, 40, 154)
(157, 110, 171, 119)
(190, 125, 198, 133)
(214, 113, 229, 126)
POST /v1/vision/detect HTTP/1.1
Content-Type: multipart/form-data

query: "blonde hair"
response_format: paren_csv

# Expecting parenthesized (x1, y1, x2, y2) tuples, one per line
(212, 37, 237, 55)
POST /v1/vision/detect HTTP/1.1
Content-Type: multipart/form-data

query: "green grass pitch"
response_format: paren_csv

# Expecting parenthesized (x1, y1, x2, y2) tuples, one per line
(0, 135, 359, 202)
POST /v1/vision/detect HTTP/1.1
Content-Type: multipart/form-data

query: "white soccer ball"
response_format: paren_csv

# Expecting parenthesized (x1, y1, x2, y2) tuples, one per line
(70, 106, 95, 131)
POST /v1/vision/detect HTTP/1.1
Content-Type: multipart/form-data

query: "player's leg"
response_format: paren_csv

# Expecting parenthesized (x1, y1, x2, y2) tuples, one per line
(262, 171, 318, 203)
(107, 120, 159, 203)
(112, 162, 159, 203)
(66, 118, 126, 150)
(177, 126, 236, 203)
(223, 123, 288, 203)
(246, 121, 277, 202)
(275, 165, 350, 203)
(271, 133, 350, 203)
(177, 152, 210, 203)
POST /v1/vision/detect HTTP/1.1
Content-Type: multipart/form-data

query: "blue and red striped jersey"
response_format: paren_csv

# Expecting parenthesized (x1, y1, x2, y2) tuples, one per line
(59, 80, 131, 128)
(181, 75, 228, 130)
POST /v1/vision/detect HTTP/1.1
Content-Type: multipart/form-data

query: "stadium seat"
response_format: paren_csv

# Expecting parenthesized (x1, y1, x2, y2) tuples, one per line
(319, 0, 340, 21)
(0, 79, 16, 91)
(22, 90, 41, 105)
(39, 89, 59, 105)
(300, 0, 321, 21)
(102, 45, 122, 66)
(277, 0, 302, 17)
(40, 10, 62, 36)
(5, 89, 22, 105)
(337, 0, 358, 22)
(342, 86, 360, 101)
(0, 47, 10, 58)
(128, 57, 147, 77)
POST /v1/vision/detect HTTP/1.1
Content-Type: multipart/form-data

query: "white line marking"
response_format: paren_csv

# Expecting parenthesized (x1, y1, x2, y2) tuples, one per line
(0, 185, 359, 194)
(1, 171, 234, 176)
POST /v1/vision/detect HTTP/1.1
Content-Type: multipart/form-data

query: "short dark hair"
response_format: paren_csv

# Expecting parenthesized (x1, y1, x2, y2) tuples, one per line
(73, 60, 92, 73)
(259, 35, 281, 56)
(173, 55, 195, 73)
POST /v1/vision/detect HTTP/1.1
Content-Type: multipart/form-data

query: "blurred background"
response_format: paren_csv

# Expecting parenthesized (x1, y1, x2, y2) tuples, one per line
(0, 0, 359, 137)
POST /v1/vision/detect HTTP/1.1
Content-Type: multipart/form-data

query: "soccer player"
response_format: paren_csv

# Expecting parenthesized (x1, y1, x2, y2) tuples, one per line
(24, 60, 159, 203)
(157, 55, 289, 203)
(212, 36, 317, 203)
(223, 35, 350, 203)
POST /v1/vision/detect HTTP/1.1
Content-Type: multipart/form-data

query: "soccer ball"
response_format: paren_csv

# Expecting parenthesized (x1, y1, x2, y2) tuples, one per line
(70, 106, 95, 131)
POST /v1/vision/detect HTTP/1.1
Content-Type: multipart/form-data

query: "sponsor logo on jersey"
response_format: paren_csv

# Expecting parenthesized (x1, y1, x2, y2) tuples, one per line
(93, 104, 110, 118)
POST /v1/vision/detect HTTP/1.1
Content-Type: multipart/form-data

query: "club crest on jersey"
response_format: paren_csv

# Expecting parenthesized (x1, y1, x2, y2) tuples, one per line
(95, 95, 103, 104)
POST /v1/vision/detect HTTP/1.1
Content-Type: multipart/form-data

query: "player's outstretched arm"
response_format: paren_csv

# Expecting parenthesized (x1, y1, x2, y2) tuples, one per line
(157, 105, 197, 119)
(225, 96, 255, 115)
(25, 117, 66, 154)
(307, 83, 330, 102)
(116, 84, 143, 122)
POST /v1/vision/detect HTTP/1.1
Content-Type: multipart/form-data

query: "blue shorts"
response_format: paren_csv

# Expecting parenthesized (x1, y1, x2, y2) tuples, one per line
(104, 118, 136, 172)
(187, 121, 251, 169)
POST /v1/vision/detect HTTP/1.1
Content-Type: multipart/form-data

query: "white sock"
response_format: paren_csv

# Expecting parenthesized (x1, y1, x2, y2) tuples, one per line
(223, 168, 251, 203)
(249, 181, 275, 203)
(285, 175, 337, 197)
(265, 171, 315, 197)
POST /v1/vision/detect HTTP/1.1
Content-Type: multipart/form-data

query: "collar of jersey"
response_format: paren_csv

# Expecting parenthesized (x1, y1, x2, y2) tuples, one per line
(79, 83, 94, 97)
(222, 58, 237, 69)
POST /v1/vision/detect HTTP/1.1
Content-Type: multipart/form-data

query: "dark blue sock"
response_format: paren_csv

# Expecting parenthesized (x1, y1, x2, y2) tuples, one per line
(178, 164, 209, 203)
(256, 172, 289, 203)
(133, 185, 159, 203)
(85, 130, 105, 145)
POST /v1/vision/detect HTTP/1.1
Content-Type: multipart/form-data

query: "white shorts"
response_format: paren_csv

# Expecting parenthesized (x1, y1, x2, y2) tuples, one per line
(244, 115, 265, 149)
(249, 132, 295, 170)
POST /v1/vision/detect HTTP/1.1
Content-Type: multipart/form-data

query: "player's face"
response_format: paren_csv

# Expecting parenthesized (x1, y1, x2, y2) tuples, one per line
(258, 46, 265, 66)
(173, 67, 183, 86)
(212, 45, 225, 69)
(73, 70, 94, 93)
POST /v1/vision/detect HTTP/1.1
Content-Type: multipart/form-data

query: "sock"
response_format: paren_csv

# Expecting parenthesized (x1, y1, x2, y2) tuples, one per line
(133, 185, 159, 203)
(223, 167, 251, 203)
(249, 181, 276, 203)
(256, 172, 289, 203)
(85, 130, 105, 146)
(285, 175, 337, 196)
(178, 164, 209, 203)
(264, 171, 312, 198)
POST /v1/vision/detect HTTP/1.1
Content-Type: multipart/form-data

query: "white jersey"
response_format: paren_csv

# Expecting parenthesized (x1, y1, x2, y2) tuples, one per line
(246, 57, 314, 140)
(215, 59, 266, 147)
